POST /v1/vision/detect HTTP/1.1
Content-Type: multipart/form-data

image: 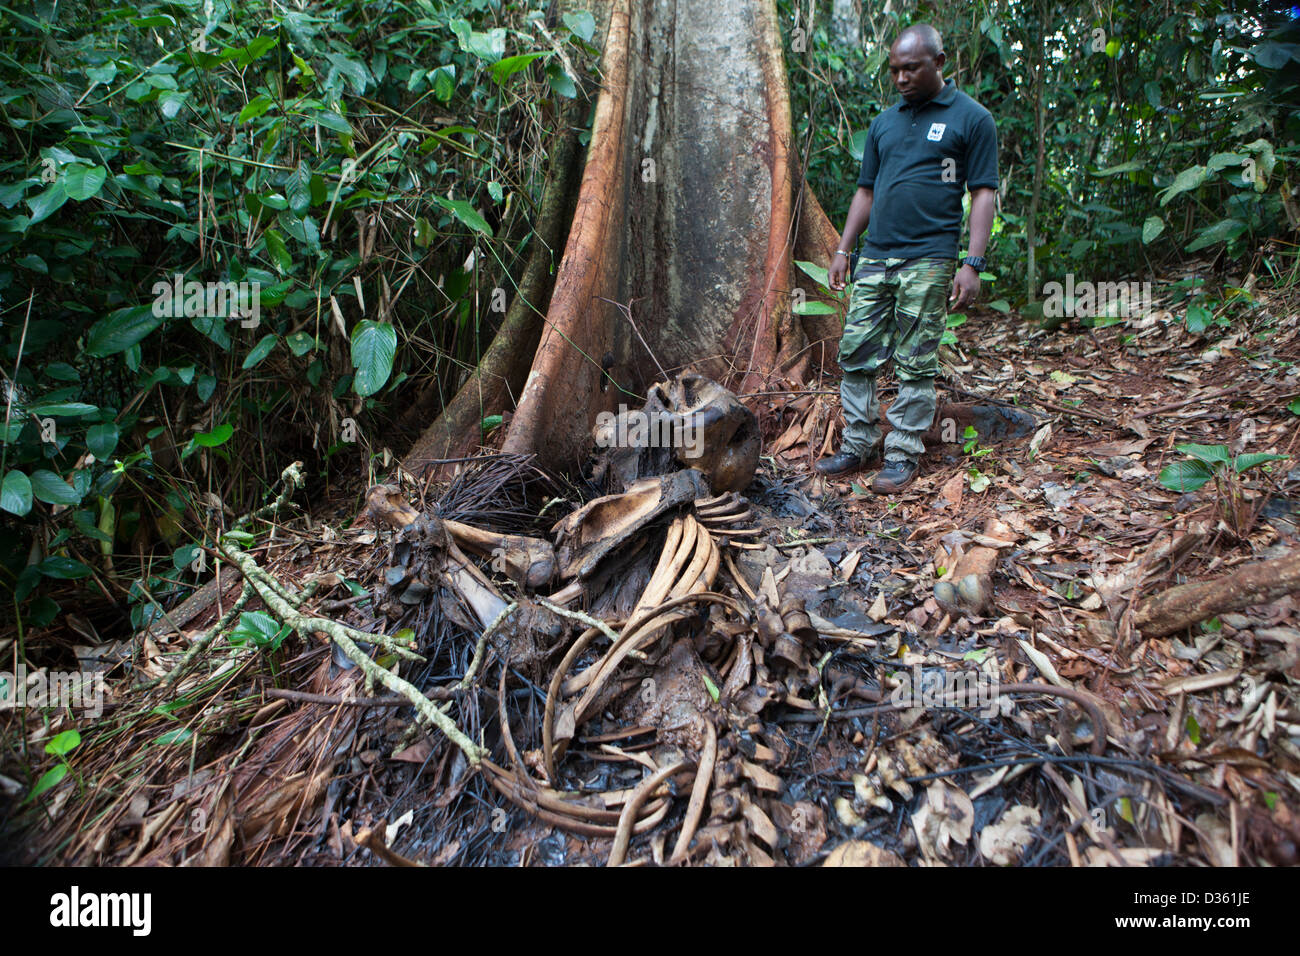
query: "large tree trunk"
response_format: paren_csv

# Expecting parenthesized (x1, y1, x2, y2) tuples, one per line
(408, 0, 840, 476)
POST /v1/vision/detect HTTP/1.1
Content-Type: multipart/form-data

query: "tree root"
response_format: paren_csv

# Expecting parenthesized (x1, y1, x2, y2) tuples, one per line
(1135, 548, 1300, 637)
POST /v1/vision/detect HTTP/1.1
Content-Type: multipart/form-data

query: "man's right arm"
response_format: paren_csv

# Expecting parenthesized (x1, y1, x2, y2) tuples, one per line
(830, 186, 873, 291)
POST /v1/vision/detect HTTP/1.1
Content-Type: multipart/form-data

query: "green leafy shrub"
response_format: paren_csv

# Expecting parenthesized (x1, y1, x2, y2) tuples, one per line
(0, 0, 595, 630)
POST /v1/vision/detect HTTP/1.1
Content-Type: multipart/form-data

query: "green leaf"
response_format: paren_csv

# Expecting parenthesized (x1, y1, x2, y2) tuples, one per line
(1234, 453, 1287, 474)
(432, 196, 492, 236)
(351, 320, 397, 397)
(563, 10, 596, 42)
(242, 334, 277, 369)
(31, 470, 82, 506)
(1091, 159, 1144, 177)
(86, 63, 118, 87)
(62, 164, 108, 201)
(457, 27, 507, 63)
(413, 216, 434, 248)
(849, 129, 869, 163)
(1288, 398, 1300, 416)
(1, 471, 32, 516)
(325, 52, 372, 92)
(197, 374, 217, 402)
(264, 228, 291, 273)
(159, 90, 188, 119)
(25, 764, 68, 803)
(45, 729, 81, 757)
(482, 414, 503, 432)
(26, 596, 60, 628)
(312, 108, 352, 133)
(237, 94, 275, 123)
(546, 67, 575, 99)
(1206, 152, 1247, 173)
(229, 610, 289, 649)
(702, 673, 720, 703)
(44, 363, 79, 382)
(277, 211, 319, 247)
(27, 402, 97, 417)
(286, 161, 312, 214)
(192, 424, 233, 448)
(26, 181, 68, 225)
(794, 259, 831, 289)
(1252, 41, 1298, 70)
(1158, 165, 1207, 206)
(1243, 138, 1276, 192)
(1185, 218, 1245, 252)
(793, 300, 837, 315)
(432, 66, 456, 102)
(131, 14, 176, 28)
(286, 331, 315, 356)
(1186, 301, 1213, 333)
(154, 728, 194, 746)
(36, 556, 92, 579)
(238, 36, 279, 66)
(86, 305, 163, 357)
(1141, 216, 1165, 244)
(491, 53, 545, 83)
(1175, 443, 1231, 466)
(1158, 460, 1213, 492)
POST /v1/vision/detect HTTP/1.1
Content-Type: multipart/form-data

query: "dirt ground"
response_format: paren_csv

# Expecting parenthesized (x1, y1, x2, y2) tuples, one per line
(7, 299, 1300, 867)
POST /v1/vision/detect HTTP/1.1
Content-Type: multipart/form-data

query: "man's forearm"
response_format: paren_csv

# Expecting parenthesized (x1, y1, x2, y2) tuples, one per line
(966, 188, 996, 259)
(837, 187, 874, 251)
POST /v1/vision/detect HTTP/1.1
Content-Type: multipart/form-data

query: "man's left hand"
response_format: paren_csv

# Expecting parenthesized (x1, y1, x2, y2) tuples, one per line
(949, 264, 980, 309)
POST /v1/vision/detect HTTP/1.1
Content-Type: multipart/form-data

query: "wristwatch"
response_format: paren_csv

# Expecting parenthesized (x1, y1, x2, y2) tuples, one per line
(963, 255, 986, 271)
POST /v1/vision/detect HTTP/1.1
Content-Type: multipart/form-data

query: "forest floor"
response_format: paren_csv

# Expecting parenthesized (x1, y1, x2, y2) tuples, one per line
(7, 293, 1300, 867)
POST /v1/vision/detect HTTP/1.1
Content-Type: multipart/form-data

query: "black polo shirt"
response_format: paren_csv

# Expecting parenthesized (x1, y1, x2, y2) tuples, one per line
(857, 78, 998, 260)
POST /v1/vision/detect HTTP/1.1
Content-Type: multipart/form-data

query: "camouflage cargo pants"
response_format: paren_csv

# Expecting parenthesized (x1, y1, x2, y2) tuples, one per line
(838, 257, 956, 464)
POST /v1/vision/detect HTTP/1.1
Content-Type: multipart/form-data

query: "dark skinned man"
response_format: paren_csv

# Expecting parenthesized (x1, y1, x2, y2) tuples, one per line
(818, 23, 998, 494)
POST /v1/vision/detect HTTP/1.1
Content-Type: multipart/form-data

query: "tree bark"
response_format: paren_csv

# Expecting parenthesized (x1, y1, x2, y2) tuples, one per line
(404, 0, 842, 476)
(1135, 549, 1300, 638)
(502, 0, 814, 473)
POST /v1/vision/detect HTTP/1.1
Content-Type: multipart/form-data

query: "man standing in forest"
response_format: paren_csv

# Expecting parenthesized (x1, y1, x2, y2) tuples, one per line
(819, 23, 998, 493)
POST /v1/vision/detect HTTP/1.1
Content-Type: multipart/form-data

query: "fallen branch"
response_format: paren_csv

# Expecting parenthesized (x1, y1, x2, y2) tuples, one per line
(147, 580, 254, 690)
(1135, 548, 1300, 637)
(202, 464, 493, 766)
(1130, 383, 1246, 421)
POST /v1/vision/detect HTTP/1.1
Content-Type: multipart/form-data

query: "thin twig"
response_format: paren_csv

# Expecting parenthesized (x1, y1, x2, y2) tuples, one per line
(598, 295, 670, 382)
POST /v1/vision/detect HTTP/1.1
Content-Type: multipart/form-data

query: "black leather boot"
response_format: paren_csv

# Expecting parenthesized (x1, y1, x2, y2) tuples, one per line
(871, 458, 919, 493)
(814, 447, 879, 477)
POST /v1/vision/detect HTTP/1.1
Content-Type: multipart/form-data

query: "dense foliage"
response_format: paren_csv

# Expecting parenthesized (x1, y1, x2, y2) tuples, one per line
(0, 0, 596, 630)
(786, 0, 1300, 317)
(2, 0, 1298, 640)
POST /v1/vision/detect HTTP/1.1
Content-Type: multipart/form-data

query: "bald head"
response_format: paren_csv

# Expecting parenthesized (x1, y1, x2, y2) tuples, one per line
(888, 23, 946, 103)
(894, 24, 944, 60)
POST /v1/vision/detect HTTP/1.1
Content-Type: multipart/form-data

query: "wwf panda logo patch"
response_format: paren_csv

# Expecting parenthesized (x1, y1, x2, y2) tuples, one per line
(927, 122, 946, 142)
